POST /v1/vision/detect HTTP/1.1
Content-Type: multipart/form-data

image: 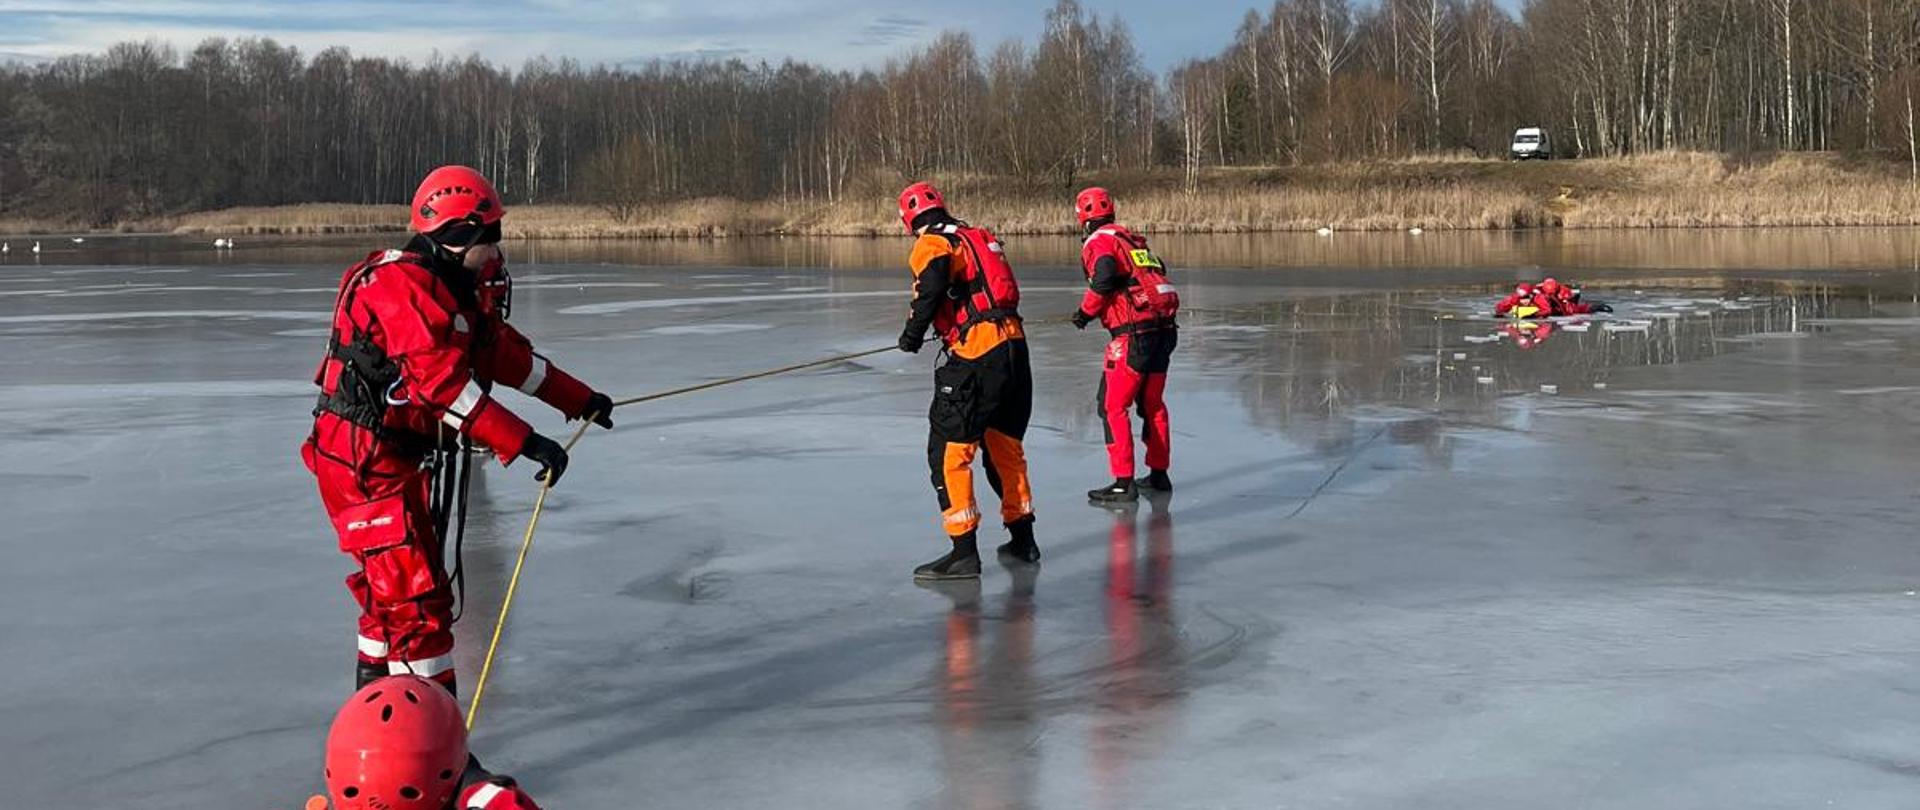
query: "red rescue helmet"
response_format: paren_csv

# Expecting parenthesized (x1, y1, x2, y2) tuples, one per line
(898, 181, 946, 233)
(1075, 187, 1115, 227)
(324, 675, 469, 810)
(411, 165, 505, 236)
(1539, 278, 1563, 296)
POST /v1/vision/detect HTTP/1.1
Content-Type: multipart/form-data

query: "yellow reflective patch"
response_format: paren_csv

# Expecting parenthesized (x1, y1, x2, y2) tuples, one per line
(1128, 249, 1163, 269)
(1514, 306, 1541, 319)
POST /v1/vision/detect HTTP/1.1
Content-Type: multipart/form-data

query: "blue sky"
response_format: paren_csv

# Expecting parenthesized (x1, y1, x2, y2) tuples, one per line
(0, 0, 1526, 71)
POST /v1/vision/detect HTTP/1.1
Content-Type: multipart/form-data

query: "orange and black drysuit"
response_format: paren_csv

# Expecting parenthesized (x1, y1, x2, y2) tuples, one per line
(1076, 224, 1178, 480)
(900, 220, 1036, 540)
(302, 237, 596, 692)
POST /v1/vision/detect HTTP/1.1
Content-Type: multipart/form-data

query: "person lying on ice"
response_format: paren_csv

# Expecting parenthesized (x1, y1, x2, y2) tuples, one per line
(1495, 278, 1612, 319)
(1069, 187, 1179, 504)
(302, 165, 615, 695)
(305, 675, 541, 810)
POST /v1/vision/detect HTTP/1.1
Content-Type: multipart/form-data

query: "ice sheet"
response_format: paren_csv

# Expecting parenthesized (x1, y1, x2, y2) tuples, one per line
(3, 258, 1919, 809)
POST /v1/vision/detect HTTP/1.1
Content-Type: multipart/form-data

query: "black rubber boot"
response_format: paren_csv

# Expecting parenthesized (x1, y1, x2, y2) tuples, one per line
(1136, 470, 1174, 493)
(356, 660, 386, 690)
(1088, 477, 1139, 503)
(996, 516, 1041, 564)
(914, 533, 982, 581)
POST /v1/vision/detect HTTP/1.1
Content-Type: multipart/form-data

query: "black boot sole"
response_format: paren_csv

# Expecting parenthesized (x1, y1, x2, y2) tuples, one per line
(913, 558, 982, 581)
(996, 542, 1042, 564)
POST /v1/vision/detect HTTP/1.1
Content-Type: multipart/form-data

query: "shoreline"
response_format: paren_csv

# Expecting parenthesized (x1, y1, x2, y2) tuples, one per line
(8, 152, 1920, 239)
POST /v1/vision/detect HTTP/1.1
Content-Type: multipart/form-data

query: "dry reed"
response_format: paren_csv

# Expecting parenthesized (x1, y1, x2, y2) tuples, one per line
(9, 151, 1917, 238)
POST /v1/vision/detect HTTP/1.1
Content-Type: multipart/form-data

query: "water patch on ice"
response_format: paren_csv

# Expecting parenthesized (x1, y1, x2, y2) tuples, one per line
(645, 323, 776, 336)
(561, 290, 903, 314)
(0, 310, 328, 325)
(1183, 324, 1269, 333)
(0, 379, 311, 401)
(513, 281, 664, 290)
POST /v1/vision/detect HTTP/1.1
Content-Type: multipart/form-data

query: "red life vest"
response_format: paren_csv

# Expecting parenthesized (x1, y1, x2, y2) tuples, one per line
(1086, 225, 1180, 334)
(929, 222, 1021, 345)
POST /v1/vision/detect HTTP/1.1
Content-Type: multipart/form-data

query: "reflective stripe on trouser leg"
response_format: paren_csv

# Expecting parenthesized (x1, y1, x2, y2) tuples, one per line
(356, 478, 458, 687)
(981, 429, 1033, 525)
(1101, 338, 1144, 479)
(358, 634, 391, 662)
(388, 653, 456, 678)
(940, 441, 981, 537)
(1140, 372, 1171, 472)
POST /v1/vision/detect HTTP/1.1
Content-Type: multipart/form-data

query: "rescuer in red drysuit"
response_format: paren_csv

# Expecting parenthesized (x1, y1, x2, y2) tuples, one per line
(1494, 283, 1555, 318)
(1498, 279, 1613, 318)
(301, 166, 614, 694)
(1070, 188, 1180, 504)
(1538, 277, 1613, 316)
(304, 675, 541, 810)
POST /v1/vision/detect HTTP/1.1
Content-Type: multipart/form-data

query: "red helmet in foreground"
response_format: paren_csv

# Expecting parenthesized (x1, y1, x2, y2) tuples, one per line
(325, 675, 469, 810)
(898, 181, 945, 232)
(412, 166, 505, 235)
(1075, 187, 1115, 227)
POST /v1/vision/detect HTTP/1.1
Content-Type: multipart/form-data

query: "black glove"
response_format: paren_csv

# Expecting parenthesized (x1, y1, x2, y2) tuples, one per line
(578, 391, 614, 429)
(519, 433, 569, 487)
(898, 331, 924, 354)
(1592, 302, 1614, 314)
(1070, 310, 1094, 330)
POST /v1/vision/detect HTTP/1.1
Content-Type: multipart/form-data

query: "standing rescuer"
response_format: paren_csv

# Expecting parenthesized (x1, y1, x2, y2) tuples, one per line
(302, 165, 614, 694)
(1070, 187, 1179, 503)
(896, 181, 1040, 580)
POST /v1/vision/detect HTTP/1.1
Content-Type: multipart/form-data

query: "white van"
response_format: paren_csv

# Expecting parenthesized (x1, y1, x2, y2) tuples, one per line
(1510, 127, 1551, 160)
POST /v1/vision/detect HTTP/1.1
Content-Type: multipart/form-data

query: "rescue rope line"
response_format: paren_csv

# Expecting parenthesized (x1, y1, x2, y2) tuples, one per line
(464, 344, 893, 729)
(608, 346, 894, 409)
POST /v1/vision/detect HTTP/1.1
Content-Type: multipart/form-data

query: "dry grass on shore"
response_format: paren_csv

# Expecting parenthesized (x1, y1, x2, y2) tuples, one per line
(10, 151, 1920, 238)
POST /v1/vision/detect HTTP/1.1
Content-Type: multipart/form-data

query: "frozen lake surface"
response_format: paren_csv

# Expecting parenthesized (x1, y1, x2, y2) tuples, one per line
(5, 237, 1920, 809)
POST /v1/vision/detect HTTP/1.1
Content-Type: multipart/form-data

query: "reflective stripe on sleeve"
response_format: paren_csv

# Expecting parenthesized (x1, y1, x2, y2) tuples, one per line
(465, 783, 506, 810)
(442, 378, 487, 429)
(517, 355, 549, 396)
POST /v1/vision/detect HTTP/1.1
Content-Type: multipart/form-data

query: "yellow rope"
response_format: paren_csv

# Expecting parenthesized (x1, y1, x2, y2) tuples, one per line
(465, 417, 591, 730)
(463, 345, 892, 730)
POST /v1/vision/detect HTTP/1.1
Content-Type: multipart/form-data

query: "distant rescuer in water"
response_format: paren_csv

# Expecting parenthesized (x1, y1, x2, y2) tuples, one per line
(1495, 277, 1613, 319)
(1070, 188, 1179, 503)
(302, 165, 615, 694)
(307, 675, 541, 809)
(895, 181, 1041, 580)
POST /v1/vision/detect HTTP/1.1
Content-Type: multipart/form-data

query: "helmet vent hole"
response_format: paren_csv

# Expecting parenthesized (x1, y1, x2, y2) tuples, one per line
(363, 690, 382, 703)
(380, 705, 394, 722)
(342, 787, 359, 799)
(399, 786, 421, 800)
(403, 689, 419, 704)
(439, 769, 455, 781)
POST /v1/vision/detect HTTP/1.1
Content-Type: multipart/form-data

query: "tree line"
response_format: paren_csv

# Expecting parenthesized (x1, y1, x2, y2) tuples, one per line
(3, 0, 1919, 224)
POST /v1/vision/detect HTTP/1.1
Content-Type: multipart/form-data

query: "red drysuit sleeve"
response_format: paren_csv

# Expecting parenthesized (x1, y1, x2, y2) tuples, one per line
(474, 320, 595, 419)
(359, 270, 533, 462)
